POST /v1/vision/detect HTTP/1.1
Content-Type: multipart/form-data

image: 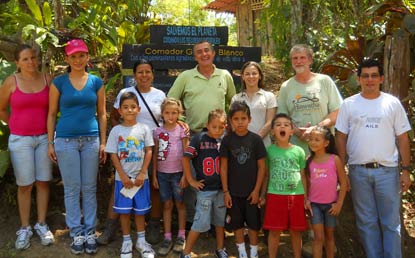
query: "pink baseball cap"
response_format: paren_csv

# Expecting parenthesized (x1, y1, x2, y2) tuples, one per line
(65, 39, 88, 55)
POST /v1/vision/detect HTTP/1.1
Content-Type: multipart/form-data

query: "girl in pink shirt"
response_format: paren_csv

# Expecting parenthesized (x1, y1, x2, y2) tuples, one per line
(305, 126, 347, 258)
(152, 98, 189, 256)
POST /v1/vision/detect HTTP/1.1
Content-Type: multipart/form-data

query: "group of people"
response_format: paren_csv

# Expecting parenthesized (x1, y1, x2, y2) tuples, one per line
(0, 38, 411, 258)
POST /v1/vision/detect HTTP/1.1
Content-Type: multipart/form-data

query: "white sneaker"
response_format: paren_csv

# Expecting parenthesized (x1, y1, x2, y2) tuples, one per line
(121, 240, 133, 258)
(15, 226, 33, 250)
(135, 241, 155, 258)
(34, 223, 55, 245)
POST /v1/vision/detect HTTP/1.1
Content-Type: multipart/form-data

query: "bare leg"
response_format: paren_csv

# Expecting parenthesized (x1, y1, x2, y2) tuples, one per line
(312, 224, 324, 258)
(175, 200, 186, 232)
(182, 230, 200, 255)
(162, 200, 174, 234)
(290, 230, 303, 258)
(35, 181, 50, 223)
(120, 214, 131, 236)
(234, 228, 245, 244)
(135, 215, 146, 232)
(268, 230, 282, 258)
(18, 184, 33, 227)
(324, 227, 336, 258)
(215, 226, 225, 250)
(247, 228, 258, 245)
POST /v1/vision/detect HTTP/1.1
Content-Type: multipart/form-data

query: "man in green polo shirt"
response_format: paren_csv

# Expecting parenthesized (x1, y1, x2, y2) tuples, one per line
(168, 41, 236, 235)
(168, 41, 236, 133)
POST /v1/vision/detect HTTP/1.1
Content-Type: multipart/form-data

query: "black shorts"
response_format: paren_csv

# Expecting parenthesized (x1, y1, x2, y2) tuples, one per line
(225, 195, 261, 231)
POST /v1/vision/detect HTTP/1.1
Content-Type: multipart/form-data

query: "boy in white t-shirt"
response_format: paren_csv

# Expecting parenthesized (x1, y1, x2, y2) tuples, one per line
(105, 92, 155, 258)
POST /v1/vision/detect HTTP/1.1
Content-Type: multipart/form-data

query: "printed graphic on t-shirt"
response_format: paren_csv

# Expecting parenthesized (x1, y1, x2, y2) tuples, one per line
(118, 135, 145, 163)
(231, 146, 251, 164)
(363, 115, 381, 129)
(269, 156, 301, 192)
(293, 90, 320, 112)
(157, 132, 170, 161)
(311, 167, 328, 179)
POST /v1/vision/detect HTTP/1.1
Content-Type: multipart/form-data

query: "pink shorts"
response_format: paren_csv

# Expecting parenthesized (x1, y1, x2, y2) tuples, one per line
(263, 194, 307, 231)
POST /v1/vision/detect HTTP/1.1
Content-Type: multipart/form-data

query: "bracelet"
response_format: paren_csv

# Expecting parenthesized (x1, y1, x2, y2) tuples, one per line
(223, 190, 229, 194)
(401, 165, 411, 171)
(48, 141, 54, 145)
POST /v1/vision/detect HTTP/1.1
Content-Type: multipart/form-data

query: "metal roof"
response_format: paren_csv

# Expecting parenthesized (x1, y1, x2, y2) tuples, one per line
(203, 0, 238, 14)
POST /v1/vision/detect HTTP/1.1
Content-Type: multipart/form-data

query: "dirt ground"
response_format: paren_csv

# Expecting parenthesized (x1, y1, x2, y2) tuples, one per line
(0, 169, 306, 258)
(1, 169, 414, 258)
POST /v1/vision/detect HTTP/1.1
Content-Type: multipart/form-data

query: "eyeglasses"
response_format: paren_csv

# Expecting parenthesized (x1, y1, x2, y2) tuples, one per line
(360, 73, 380, 79)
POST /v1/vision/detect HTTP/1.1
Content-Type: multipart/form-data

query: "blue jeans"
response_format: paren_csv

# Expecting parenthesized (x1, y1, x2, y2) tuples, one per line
(349, 165, 401, 258)
(54, 136, 99, 237)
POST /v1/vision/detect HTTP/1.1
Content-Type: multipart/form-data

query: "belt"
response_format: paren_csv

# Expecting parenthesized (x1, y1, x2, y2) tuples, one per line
(360, 162, 384, 169)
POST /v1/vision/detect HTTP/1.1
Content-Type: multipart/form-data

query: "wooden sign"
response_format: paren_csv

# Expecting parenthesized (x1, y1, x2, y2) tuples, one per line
(150, 25, 228, 45)
(122, 44, 261, 70)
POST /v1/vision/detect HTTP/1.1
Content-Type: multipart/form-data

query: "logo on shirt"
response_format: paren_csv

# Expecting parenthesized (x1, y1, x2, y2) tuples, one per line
(157, 132, 170, 161)
(118, 135, 144, 162)
(232, 146, 251, 164)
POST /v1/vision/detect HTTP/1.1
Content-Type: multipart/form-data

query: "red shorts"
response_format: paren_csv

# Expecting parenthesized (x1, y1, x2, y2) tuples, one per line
(263, 194, 307, 231)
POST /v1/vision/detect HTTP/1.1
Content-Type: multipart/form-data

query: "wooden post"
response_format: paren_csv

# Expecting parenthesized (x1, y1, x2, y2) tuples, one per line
(383, 33, 413, 258)
(383, 34, 410, 104)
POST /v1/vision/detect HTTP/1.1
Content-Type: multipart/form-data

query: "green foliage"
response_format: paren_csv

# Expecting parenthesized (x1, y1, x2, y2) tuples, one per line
(0, 121, 10, 179)
(63, 0, 151, 56)
(0, 60, 15, 85)
(0, 150, 10, 179)
(148, 0, 236, 34)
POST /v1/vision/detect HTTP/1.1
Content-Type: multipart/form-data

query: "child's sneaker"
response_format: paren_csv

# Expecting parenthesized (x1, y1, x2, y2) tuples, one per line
(85, 230, 98, 254)
(34, 223, 55, 246)
(172, 237, 185, 253)
(120, 240, 133, 258)
(157, 238, 172, 256)
(15, 226, 33, 250)
(135, 241, 155, 258)
(70, 232, 85, 254)
(214, 248, 228, 258)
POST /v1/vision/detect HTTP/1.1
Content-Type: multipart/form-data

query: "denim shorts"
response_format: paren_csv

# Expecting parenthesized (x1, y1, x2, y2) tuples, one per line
(191, 190, 226, 232)
(157, 171, 184, 202)
(310, 202, 337, 227)
(8, 134, 52, 186)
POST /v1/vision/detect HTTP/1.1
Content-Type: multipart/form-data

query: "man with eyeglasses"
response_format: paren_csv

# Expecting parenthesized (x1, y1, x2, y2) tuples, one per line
(277, 44, 343, 155)
(335, 58, 412, 258)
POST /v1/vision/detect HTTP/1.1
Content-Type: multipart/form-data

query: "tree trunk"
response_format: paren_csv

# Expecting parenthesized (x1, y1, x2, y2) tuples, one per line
(383, 34, 410, 102)
(383, 33, 414, 258)
(53, 0, 64, 29)
(290, 0, 302, 46)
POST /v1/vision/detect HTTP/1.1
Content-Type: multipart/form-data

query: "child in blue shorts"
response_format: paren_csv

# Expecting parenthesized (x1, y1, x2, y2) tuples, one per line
(105, 92, 155, 258)
(180, 109, 228, 258)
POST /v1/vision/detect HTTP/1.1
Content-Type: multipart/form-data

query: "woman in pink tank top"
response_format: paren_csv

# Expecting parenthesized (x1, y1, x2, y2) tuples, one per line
(0, 45, 55, 250)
